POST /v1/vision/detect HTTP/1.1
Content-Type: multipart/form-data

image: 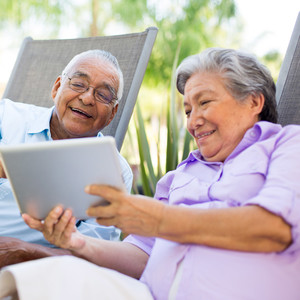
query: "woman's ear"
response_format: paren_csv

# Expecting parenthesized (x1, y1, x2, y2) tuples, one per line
(250, 93, 265, 116)
(51, 76, 62, 101)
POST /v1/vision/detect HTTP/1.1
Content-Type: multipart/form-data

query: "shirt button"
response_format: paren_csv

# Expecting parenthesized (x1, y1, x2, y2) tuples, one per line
(249, 131, 256, 138)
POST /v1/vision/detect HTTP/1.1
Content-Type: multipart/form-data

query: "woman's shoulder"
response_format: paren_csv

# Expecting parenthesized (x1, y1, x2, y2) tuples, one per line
(275, 124, 300, 142)
(256, 121, 300, 142)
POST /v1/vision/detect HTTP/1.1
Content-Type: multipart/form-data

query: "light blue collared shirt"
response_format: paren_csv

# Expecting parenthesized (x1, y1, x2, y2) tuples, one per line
(0, 99, 133, 247)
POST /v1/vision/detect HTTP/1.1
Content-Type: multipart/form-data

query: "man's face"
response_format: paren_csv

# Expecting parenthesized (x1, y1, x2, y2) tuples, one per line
(50, 57, 119, 139)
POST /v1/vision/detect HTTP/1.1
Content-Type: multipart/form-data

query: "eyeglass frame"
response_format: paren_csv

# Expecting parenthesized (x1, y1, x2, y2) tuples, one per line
(63, 73, 118, 106)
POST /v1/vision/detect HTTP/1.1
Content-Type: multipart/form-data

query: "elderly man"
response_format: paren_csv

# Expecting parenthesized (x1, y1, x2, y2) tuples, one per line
(0, 49, 133, 268)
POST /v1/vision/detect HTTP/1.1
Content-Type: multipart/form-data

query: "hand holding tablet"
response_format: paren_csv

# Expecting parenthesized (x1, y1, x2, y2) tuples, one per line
(0, 136, 125, 219)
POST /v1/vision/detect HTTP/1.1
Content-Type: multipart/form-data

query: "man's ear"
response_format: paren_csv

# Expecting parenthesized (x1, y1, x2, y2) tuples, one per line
(105, 103, 119, 127)
(51, 76, 62, 101)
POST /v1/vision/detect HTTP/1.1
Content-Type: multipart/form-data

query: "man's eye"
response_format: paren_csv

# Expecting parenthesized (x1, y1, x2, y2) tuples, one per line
(96, 91, 111, 102)
(71, 82, 86, 88)
(96, 91, 106, 99)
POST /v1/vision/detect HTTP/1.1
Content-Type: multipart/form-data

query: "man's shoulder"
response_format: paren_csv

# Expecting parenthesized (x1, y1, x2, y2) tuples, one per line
(0, 99, 53, 144)
(0, 98, 50, 114)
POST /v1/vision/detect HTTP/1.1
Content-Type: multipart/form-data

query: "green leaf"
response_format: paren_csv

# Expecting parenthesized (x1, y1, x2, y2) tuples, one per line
(166, 44, 181, 172)
(135, 102, 157, 195)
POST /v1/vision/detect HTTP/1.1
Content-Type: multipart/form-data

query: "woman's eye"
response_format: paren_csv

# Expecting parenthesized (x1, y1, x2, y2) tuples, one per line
(200, 100, 210, 106)
(185, 110, 191, 117)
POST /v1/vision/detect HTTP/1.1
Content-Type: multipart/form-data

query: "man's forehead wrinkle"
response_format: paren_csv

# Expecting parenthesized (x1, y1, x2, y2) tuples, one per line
(71, 71, 89, 78)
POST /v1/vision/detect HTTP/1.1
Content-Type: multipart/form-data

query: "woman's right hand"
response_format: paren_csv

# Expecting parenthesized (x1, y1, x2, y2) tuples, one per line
(23, 206, 86, 251)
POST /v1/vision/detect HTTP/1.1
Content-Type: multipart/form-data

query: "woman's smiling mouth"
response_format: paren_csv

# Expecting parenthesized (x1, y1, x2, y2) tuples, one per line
(196, 130, 216, 140)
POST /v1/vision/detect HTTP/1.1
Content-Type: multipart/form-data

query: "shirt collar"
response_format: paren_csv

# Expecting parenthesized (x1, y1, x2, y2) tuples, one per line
(179, 121, 282, 166)
(27, 106, 104, 138)
(178, 149, 222, 167)
(27, 106, 55, 135)
(227, 121, 282, 160)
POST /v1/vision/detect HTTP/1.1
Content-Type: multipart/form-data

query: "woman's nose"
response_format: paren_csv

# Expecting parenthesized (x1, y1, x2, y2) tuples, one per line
(188, 110, 204, 130)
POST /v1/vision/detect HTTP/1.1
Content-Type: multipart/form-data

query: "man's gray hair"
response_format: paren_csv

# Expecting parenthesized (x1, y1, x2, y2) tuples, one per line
(63, 49, 124, 101)
(176, 48, 277, 123)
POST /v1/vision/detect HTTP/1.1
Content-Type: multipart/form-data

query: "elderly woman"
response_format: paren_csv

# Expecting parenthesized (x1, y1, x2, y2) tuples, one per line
(1, 48, 299, 300)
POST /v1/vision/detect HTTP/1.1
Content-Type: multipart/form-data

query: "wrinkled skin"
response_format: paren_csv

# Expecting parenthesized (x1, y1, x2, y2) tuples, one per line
(0, 237, 71, 269)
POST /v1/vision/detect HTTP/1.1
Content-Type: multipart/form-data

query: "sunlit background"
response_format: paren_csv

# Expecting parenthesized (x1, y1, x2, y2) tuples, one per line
(0, 0, 299, 192)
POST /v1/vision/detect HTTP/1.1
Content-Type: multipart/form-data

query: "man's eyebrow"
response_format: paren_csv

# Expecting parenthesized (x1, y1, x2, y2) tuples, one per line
(71, 71, 90, 79)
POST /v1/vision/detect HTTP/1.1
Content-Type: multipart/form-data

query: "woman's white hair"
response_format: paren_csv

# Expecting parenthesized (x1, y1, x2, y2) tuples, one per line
(176, 48, 277, 123)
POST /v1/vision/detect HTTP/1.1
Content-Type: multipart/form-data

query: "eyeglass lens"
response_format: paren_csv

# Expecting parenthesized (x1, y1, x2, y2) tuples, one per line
(69, 77, 115, 104)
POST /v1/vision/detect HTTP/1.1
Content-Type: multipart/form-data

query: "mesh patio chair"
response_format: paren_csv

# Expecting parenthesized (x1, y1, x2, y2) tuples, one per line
(1, 27, 158, 150)
(276, 12, 300, 126)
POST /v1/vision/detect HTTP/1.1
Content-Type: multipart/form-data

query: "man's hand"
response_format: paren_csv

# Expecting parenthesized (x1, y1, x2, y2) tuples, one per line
(0, 160, 6, 178)
(0, 236, 71, 269)
(23, 207, 86, 251)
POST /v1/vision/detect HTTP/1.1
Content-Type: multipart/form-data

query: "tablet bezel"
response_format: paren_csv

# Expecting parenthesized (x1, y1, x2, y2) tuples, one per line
(0, 136, 125, 220)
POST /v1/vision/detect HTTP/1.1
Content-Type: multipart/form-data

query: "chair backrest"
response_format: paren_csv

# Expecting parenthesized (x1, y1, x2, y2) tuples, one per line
(2, 27, 158, 150)
(276, 12, 300, 126)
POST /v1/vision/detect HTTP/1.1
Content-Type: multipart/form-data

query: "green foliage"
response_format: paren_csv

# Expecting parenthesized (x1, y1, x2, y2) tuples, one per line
(0, 0, 63, 26)
(261, 50, 283, 82)
(141, 0, 237, 87)
(133, 48, 194, 196)
(0, 0, 238, 86)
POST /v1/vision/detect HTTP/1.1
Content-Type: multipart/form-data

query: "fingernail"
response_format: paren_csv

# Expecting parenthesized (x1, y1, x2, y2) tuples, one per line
(54, 206, 61, 213)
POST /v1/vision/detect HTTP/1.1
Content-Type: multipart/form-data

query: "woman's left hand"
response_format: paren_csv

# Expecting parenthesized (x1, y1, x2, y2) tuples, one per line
(85, 185, 165, 237)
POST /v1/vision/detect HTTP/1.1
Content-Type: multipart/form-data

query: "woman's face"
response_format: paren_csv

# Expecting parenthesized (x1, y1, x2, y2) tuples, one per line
(184, 72, 262, 162)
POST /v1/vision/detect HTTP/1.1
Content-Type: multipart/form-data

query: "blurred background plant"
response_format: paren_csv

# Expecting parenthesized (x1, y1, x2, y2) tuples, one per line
(0, 0, 293, 193)
(131, 45, 195, 196)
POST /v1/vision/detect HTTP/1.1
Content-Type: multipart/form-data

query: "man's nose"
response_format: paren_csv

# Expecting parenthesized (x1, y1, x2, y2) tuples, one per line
(79, 87, 96, 105)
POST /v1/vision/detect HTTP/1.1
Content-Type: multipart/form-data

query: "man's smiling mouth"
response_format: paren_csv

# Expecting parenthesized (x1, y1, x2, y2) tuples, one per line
(71, 108, 92, 118)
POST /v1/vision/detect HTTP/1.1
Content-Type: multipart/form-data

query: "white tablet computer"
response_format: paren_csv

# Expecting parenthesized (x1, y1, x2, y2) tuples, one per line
(0, 136, 125, 220)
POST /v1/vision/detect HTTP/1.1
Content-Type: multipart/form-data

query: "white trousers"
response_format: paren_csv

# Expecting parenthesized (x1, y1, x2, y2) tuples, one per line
(0, 256, 154, 300)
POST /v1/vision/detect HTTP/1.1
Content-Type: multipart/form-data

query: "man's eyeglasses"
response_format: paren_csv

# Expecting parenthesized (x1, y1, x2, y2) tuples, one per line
(66, 75, 118, 105)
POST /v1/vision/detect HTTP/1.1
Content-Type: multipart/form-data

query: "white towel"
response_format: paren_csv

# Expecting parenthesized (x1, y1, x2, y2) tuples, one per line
(0, 256, 153, 300)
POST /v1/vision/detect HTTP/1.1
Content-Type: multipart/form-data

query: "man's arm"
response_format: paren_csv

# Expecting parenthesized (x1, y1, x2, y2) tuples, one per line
(0, 237, 71, 269)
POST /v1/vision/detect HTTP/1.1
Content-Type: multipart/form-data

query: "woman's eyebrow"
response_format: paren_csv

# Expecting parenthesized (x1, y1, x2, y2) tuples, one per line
(185, 89, 215, 102)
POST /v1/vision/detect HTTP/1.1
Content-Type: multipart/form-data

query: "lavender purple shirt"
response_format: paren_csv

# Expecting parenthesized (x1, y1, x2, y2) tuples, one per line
(125, 121, 300, 300)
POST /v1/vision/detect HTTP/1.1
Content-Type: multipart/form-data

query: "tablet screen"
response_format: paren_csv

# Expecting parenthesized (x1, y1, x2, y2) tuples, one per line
(0, 136, 125, 219)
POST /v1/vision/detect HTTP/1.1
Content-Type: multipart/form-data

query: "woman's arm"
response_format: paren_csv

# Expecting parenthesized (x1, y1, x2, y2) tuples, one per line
(23, 208, 149, 279)
(158, 204, 291, 252)
(85, 185, 292, 253)
(74, 237, 149, 279)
